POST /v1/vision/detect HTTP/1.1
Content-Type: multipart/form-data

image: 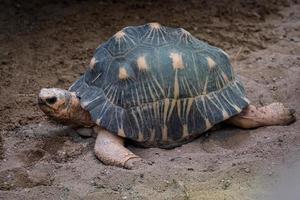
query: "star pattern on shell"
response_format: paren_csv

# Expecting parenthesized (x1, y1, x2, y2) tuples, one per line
(69, 23, 249, 147)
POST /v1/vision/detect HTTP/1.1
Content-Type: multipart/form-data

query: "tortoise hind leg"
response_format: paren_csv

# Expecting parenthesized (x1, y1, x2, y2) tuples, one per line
(93, 127, 141, 169)
(227, 102, 296, 129)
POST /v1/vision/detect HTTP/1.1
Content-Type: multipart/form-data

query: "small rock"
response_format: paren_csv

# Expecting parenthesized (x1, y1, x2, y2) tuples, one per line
(90, 180, 95, 186)
(244, 168, 251, 173)
(147, 160, 155, 165)
(270, 86, 278, 91)
(138, 173, 144, 179)
(222, 179, 231, 190)
(268, 171, 273, 176)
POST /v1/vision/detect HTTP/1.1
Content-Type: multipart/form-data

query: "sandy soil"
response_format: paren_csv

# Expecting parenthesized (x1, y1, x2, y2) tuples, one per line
(0, 0, 299, 199)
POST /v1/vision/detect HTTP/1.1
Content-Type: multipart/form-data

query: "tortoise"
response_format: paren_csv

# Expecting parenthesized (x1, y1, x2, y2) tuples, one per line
(38, 23, 295, 168)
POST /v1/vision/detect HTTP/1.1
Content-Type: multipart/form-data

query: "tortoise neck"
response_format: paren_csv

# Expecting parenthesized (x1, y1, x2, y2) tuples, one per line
(67, 93, 94, 127)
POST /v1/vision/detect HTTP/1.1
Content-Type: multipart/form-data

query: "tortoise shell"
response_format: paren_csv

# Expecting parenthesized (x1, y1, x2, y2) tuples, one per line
(69, 23, 250, 148)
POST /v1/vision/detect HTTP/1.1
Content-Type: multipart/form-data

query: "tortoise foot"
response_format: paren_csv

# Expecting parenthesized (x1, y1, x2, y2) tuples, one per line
(228, 102, 296, 129)
(93, 127, 140, 168)
(262, 102, 296, 126)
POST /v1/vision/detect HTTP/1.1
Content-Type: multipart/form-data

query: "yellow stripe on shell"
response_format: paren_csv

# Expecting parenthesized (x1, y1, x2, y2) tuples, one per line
(206, 56, 216, 69)
(149, 22, 161, 29)
(170, 52, 184, 70)
(162, 126, 168, 142)
(137, 132, 144, 142)
(222, 110, 229, 119)
(137, 56, 148, 71)
(205, 119, 212, 131)
(118, 67, 129, 80)
(89, 57, 96, 69)
(114, 30, 126, 40)
(180, 28, 191, 36)
(182, 124, 189, 138)
(118, 128, 126, 137)
(219, 49, 230, 58)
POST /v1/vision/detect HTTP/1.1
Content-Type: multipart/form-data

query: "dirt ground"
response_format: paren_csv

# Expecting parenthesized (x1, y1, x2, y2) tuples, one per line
(0, 0, 300, 199)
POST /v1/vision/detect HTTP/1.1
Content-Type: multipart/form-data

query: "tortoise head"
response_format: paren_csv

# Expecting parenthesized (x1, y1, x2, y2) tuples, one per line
(38, 88, 93, 126)
(38, 88, 74, 122)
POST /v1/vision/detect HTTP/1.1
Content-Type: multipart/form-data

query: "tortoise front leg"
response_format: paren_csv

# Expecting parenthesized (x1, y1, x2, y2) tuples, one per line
(93, 127, 141, 169)
(227, 102, 296, 129)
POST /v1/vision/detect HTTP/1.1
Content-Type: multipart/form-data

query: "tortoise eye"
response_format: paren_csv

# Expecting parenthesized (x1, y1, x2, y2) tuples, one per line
(46, 97, 57, 105)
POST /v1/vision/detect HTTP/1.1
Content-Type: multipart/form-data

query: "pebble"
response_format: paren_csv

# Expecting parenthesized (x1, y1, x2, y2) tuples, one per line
(137, 173, 143, 179)
(147, 160, 154, 165)
(221, 179, 231, 190)
(268, 171, 273, 176)
(90, 180, 95, 185)
(244, 168, 251, 173)
(270, 86, 278, 91)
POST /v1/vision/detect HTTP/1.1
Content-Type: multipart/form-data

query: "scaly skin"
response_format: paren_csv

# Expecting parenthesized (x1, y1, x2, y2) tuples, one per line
(93, 127, 141, 169)
(228, 103, 296, 128)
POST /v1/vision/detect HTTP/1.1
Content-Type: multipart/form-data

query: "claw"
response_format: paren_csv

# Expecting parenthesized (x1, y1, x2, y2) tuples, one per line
(289, 108, 296, 115)
(286, 112, 296, 125)
(124, 157, 142, 169)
